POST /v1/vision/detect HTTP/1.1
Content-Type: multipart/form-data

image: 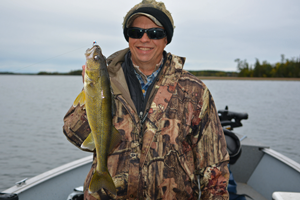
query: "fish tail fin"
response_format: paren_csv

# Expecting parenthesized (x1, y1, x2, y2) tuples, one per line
(81, 133, 95, 151)
(89, 170, 117, 195)
(73, 90, 86, 107)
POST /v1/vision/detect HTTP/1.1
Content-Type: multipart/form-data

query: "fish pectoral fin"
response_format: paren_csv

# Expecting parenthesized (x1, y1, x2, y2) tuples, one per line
(108, 126, 121, 154)
(81, 133, 95, 151)
(73, 90, 86, 107)
(89, 171, 117, 195)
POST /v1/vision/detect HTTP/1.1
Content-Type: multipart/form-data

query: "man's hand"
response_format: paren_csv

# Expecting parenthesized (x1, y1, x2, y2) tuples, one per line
(82, 65, 85, 83)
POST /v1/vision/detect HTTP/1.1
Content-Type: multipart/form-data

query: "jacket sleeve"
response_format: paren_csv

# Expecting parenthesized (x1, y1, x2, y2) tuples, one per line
(190, 87, 230, 200)
(63, 103, 92, 151)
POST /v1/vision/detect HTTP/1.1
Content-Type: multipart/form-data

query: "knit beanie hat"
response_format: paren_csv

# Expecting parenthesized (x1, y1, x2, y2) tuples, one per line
(123, 0, 175, 44)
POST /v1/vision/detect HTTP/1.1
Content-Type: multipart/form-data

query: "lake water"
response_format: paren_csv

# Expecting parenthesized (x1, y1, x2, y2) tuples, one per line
(0, 75, 300, 192)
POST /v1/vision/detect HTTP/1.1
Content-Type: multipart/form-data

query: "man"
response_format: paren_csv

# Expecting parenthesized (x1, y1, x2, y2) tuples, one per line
(63, 0, 230, 199)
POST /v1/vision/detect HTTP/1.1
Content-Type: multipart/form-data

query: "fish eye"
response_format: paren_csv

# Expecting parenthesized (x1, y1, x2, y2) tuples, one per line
(94, 55, 99, 61)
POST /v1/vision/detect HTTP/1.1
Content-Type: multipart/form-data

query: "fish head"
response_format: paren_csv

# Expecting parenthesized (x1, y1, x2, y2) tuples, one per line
(84, 45, 106, 81)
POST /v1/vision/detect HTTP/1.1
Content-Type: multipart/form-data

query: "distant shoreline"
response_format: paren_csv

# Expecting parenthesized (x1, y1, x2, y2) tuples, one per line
(1, 73, 299, 81)
(197, 76, 300, 81)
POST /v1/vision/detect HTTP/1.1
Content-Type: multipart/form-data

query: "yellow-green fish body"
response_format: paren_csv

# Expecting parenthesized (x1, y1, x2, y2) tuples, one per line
(73, 44, 121, 195)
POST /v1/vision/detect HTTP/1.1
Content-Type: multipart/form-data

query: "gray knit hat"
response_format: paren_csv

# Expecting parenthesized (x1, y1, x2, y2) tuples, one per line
(123, 0, 175, 44)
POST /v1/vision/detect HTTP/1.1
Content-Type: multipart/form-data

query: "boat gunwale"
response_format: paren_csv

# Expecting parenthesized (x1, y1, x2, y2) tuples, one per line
(262, 148, 300, 173)
(2, 155, 93, 194)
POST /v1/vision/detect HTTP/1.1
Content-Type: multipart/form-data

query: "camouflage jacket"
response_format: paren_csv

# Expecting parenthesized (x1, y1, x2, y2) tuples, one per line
(63, 48, 230, 200)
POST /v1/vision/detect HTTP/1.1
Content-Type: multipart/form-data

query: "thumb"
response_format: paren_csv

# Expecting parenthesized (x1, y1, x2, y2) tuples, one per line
(82, 65, 85, 83)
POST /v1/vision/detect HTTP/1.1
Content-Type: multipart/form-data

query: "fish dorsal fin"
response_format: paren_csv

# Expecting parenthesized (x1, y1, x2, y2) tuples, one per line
(108, 126, 121, 154)
(81, 133, 95, 151)
(73, 90, 86, 107)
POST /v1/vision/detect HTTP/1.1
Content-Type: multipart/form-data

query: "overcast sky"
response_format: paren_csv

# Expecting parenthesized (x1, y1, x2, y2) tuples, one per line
(0, 0, 299, 73)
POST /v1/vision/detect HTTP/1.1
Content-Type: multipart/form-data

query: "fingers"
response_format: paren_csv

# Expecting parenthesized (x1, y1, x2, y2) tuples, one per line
(82, 65, 85, 83)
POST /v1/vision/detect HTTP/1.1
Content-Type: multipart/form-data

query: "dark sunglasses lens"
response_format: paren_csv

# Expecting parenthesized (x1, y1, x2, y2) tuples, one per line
(127, 28, 166, 39)
(147, 29, 165, 39)
(127, 28, 143, 38)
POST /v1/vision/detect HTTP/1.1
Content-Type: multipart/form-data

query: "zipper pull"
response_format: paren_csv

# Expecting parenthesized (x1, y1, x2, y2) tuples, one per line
(139, 110, 149, 125)
(139, 111, 143, 120)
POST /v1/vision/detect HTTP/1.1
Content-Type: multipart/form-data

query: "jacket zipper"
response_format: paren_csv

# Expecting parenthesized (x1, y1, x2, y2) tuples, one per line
(116, 95, 138, 125)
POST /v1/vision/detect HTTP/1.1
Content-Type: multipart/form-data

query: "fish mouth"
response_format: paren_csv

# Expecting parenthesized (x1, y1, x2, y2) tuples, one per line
(85, 45, 102, 60)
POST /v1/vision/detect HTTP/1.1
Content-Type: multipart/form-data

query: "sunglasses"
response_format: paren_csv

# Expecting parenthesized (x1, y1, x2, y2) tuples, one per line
(127, 27, 166, 40)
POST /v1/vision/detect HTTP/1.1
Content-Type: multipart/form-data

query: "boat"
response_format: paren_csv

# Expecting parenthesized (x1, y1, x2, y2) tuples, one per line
(1, 107, 300, 200)
(0, 156, 92, 200)
(219, 107, 300, 200)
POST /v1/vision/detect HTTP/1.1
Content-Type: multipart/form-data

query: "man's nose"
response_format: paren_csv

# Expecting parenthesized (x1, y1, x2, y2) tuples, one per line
(140, 32, 150, 42)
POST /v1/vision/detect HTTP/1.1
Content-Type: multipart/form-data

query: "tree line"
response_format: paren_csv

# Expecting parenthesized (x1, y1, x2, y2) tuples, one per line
(236, 55, 300, 78)
(37, 70, 82, 75)
(2, 55, 299, 78)
(188, 70, 238, 77)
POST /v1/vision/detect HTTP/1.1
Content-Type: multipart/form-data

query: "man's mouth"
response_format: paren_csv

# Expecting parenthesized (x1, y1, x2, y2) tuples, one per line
(138, 47, 153, 51)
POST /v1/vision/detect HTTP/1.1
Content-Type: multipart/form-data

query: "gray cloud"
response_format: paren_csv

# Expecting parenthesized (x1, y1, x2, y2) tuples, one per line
(1, 0, 299, 73)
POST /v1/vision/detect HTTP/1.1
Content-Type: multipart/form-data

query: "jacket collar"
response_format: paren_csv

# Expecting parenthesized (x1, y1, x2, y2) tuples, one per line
(107, 48, 186, 114)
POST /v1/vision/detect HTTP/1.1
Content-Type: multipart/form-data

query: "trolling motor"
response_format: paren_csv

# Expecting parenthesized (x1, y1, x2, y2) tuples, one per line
(218, 106, 249, 165)
(218, 106, 252, 200)
(218, 106, 248, 130)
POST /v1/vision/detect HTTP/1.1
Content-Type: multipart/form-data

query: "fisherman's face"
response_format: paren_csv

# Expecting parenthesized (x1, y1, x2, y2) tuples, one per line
(129, 16, 167, 73)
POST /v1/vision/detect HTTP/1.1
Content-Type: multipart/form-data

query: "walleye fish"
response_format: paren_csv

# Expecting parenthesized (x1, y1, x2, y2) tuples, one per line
(73, 43, 121, 195)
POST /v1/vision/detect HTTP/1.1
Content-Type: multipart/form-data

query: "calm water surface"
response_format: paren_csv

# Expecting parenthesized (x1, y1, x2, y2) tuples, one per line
(0, 75, 299, 191)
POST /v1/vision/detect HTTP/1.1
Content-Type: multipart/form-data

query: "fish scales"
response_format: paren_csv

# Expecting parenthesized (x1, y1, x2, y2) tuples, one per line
(73, 44, 121, 195)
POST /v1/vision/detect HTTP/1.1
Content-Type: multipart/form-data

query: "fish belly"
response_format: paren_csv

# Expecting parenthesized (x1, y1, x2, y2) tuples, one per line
(85, 76, 117, 195)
